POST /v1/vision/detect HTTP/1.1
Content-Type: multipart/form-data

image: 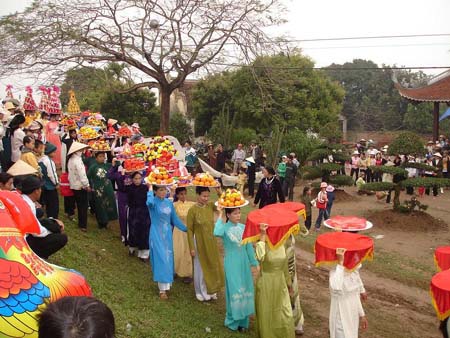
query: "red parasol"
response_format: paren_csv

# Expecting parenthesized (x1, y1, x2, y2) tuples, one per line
(315, 232, 374, 271)
(242, 208, 299, 249)
(431, 269, 450, 320)
(434, 246, 450, 272)
(263, 201, 306, 220)
(324, 215, 373, 232)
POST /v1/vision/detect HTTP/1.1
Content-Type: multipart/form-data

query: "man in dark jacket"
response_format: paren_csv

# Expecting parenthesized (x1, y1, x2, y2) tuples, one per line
(283, 155, 297, 201)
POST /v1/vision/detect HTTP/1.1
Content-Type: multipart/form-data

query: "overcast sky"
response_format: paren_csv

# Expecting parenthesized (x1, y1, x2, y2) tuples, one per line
(1, 0, 449, 95)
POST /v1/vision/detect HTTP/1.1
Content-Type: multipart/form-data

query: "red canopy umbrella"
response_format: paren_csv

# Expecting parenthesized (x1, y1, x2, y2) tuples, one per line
(315, 232, 374, 271)
(263, 201, 306, 220)
(242, 208, 299, 249)
(431, 269, 450, 320)
(323, 215, 373, 232)
(434, 246, 450, 272)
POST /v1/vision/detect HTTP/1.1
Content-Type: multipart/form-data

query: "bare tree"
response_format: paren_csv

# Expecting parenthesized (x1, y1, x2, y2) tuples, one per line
(0, 0, 285, 133)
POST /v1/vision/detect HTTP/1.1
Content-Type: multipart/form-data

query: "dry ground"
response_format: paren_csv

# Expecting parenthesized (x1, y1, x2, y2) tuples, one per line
(293, 184, 449, 338)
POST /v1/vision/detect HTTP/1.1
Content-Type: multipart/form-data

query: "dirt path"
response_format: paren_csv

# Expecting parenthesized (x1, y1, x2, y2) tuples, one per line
(292, 184, 449, 337)
(296, 248, 440, 338)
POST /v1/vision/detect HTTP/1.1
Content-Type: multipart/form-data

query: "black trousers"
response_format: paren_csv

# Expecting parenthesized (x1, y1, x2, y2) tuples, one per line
(27, 233, 68, 259)
(350, 168, 359, 183)
(41, 188, 59, 219)
(248, 176, 255, 197)
(64, 195, 76, 216)
(304, 214, 312, 230)
(73, 189, 88, 229)
(284, 179, 295, 201)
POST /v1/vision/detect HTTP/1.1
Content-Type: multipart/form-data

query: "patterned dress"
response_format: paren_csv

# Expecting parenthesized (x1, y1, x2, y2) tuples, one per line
(87, 162, 118, 227)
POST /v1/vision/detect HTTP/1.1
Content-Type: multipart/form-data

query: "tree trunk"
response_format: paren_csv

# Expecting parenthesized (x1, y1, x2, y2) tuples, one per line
(393, 184, 401, 210)
(159, 87, 172, 134)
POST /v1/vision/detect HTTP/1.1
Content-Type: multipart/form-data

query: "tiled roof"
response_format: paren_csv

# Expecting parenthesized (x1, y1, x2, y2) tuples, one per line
(395, 71, 450, 102)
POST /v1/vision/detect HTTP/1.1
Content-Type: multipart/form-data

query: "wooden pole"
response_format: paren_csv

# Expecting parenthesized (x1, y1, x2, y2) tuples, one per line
(433, 102, 439, 141)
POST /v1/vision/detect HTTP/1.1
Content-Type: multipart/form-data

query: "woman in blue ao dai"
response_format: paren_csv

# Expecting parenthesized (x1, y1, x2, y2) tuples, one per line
(146, 184, 187, 299)
(214, 206, 258, 332)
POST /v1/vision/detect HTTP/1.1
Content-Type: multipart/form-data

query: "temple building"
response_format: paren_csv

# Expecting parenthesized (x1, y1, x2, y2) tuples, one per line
(394, 70, 450, 140)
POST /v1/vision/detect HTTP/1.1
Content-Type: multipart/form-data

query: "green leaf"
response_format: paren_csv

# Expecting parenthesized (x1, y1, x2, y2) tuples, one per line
(369, 166, 407, 177)
(387, 131, 425, 156)
(401, 162, 439, 172)
(328, 175, 354, 187)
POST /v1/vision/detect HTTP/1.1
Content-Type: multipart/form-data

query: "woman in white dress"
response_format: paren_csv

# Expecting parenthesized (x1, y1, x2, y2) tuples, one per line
(329, 248, 368, 338)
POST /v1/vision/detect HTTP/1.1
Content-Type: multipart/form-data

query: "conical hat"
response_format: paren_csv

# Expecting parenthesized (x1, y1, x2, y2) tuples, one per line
(108, 118, 118, 125)
(68, 141, 89, 156)
(7, 160, 38, 176)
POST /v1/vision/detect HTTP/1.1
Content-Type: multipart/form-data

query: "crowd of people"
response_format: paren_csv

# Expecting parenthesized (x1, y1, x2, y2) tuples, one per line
(0, 90, 449, 338)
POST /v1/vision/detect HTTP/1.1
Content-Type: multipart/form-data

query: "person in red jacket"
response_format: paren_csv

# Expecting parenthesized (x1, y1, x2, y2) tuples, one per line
(314, 182, 329, 231)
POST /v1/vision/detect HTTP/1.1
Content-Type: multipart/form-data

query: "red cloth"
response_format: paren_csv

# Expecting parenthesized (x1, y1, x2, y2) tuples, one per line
(59, 173, 74, 197)
(315, 232, 374, 271)
(431, 269, 450, 320)
(243, 208, 299, 249)
(435, 246, 450, 271)
(263, 201, 305, 213)
(325, 215, 368, 231)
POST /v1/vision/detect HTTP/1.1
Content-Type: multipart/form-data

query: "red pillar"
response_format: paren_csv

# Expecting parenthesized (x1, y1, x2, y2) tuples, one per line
(433, 102, 439, 141)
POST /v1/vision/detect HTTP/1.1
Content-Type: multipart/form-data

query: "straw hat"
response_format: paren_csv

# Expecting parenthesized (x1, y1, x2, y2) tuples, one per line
(4, 101, 16, 111)
(108, 118, 118, 125)
(320, 182, 328, 188)
(245, 156, 255, 164)
(68, 141, 89, 156)
(352, 151, 360, 155)
(28, 120, 43, 131)
(7, 160, 38, 176)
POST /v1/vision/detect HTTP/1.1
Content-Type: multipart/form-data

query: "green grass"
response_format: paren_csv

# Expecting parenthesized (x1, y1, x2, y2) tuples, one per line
(51, 196, 257, 338)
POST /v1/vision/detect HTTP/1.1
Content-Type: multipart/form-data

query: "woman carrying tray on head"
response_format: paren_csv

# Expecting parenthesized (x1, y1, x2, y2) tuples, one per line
(214, 204, 258, 332)
(187, 186, 225, 302)
(255, 222, 295, 338)
(146, 182, 187, 300)
(329, 248, 368, 338)
(172, 187, 195, 283)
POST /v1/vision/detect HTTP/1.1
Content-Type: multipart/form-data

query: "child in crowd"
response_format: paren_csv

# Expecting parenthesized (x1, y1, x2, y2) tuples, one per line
(314, 182, 329, 231)
(39, 142, 60, 218)
(121, 170, 150, 261)
(236, 166, 247, 195)
(20, 136, 39, 171)
(0, 172, 14, 191)
(59, 171, 75, 219)
(38, 296, 115, 338)
(34, 140, 45, 161)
